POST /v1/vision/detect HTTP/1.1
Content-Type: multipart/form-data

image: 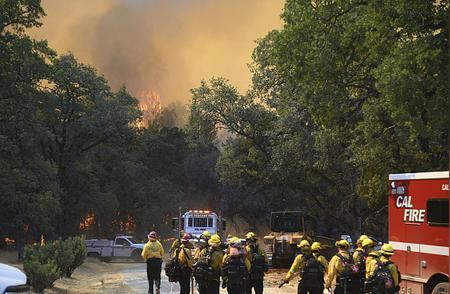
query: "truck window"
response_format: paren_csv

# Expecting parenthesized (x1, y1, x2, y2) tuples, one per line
(427, 198, 449, 226)
(207, 217, 213, 227)
(194, 217, 207, 227)
(188, 217, 193, 227)
(116, 238, 130, 246)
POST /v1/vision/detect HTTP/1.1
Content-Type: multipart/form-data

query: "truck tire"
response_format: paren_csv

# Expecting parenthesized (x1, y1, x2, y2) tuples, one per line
(432, 282, 449, 294)
(86, 252, 100, 258)
(132, 250, 143, 262)
(100, 256, 112, 262)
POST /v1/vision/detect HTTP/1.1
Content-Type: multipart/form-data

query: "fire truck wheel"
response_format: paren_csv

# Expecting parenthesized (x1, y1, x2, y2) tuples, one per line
(432, 282, 449, 294)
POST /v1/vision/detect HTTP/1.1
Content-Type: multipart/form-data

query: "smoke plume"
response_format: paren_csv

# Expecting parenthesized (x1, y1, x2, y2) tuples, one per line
(29, 0, 283, 108)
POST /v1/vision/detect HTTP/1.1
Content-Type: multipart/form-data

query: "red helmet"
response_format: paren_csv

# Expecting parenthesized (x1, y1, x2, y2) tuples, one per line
(181, 233, 191, 242)
(148, 231, 157, 239)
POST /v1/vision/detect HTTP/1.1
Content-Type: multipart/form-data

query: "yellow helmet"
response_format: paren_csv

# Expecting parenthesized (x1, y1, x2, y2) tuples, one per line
(357, 235, 369, 244)
(311, 242, 322, 251)
(208, 234, 221, 246)
(335, 239, 350, 249)
(380, 243, 395, 256)
(202, 230, 211, 239)
(229, 237, 241, 245)
(297, 239, 311, 248)
(245, 232, 257, 240)
(362, 238, 375, 248)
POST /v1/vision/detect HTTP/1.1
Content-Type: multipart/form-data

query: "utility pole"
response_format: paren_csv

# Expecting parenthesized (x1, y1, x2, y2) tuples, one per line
(178, 206, 182, 239)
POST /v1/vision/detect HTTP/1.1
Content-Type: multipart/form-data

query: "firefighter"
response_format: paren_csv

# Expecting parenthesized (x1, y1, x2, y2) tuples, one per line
(311, 242, 328, 273)
(141, 231, 164, 294)
(174, 233, 193, 294)
(353, 235, 369, 292)
(283, 240, 327, 294)
(362, 238, 379, 280)
(207, 234, 226, 294)
(222, 237, 250, 294)
(193, 238, 210, 294)
(245, 232, 268, 294)
(326, 239, 359, 294)
(365, 244, 400, 294)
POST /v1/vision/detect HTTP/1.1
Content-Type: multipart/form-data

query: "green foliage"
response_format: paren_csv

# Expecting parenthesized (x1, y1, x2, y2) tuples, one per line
(24, 245, 61, 292)
(189, 0, 449, 236)
(61, 236, 86, 277)
(23, 258, 60, 293)
(0, 0, 45, 33)
(23, 237, 86, 291)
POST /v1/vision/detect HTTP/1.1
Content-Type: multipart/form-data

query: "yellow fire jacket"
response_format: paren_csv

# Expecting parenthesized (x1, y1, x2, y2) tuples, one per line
(353, 248, 365, 264)
(285, 253, 328, 281)
(175, 244, 193, 268)
(141, 240, 164, 261)
(325, 250, 351, 289)
(365, 251, 380, 279)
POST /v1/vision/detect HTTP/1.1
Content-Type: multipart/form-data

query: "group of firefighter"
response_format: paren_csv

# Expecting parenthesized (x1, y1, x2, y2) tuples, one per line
(141, 231, 400, 294)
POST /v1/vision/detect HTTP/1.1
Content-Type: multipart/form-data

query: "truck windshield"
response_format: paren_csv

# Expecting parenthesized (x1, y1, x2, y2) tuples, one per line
(271, 212, 303, 232)
(127, 238, 137, 244)
(188, 216, 214, 227)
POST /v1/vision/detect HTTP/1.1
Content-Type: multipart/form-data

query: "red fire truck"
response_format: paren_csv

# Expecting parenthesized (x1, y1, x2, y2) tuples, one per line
(389, 171, 449, 294)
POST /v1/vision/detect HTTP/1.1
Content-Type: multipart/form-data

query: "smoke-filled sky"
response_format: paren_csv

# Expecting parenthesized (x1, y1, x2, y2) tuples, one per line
(29, 0, 283, 105)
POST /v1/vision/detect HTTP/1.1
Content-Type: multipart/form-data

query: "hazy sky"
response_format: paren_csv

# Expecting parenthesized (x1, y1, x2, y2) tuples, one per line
(30, 0, 283, 105)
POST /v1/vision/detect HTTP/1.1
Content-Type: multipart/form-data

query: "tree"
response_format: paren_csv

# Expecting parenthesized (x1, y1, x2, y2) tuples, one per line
(248, 0, 448, 235)
(39, 55, 141, 237)
(0, 0, 59, 258)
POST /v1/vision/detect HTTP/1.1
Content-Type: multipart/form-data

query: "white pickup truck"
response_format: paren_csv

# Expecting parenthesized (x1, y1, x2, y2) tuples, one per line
(85, 235, 145, 262)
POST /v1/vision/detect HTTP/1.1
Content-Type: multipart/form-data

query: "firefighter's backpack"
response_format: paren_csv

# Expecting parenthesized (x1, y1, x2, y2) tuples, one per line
(371, 260, 400, 293)
(301, 254, 325, 287)
(223, 255, 248, 284)
(337, 253, 362, 289)
(165, 247, 183, 282)
(249, 246, 268, 279)
(193, 251, 215, 284)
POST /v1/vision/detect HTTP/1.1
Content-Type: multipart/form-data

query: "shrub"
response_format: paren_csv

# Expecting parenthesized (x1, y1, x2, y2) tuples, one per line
(53, 239, 75, 278)
(23, 236, 87, 291)
(62, 236, 86, 277)
(23, 247, 60, 293)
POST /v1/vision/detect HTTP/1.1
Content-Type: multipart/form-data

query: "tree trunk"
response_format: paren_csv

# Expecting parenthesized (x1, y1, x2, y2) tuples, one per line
(15, 224, 25, 261)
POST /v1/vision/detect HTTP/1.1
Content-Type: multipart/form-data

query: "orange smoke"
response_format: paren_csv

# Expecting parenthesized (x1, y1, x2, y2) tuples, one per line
(28, 0, 283, 106)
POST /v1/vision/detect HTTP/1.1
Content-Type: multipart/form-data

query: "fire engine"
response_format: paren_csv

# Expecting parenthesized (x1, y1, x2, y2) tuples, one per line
(172, 210, 226, 239)
(389, 171, 449, 294)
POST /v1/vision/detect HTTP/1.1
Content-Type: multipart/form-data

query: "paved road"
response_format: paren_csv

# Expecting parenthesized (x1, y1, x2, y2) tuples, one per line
(119, 263, 294, 294)
(120, 263, 181, 294)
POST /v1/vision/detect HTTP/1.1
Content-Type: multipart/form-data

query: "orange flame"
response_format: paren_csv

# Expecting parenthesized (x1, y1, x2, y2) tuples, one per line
(80, 212, 96, 230)
(137, 90, 162, 128)
(4, 237, 15, 245)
